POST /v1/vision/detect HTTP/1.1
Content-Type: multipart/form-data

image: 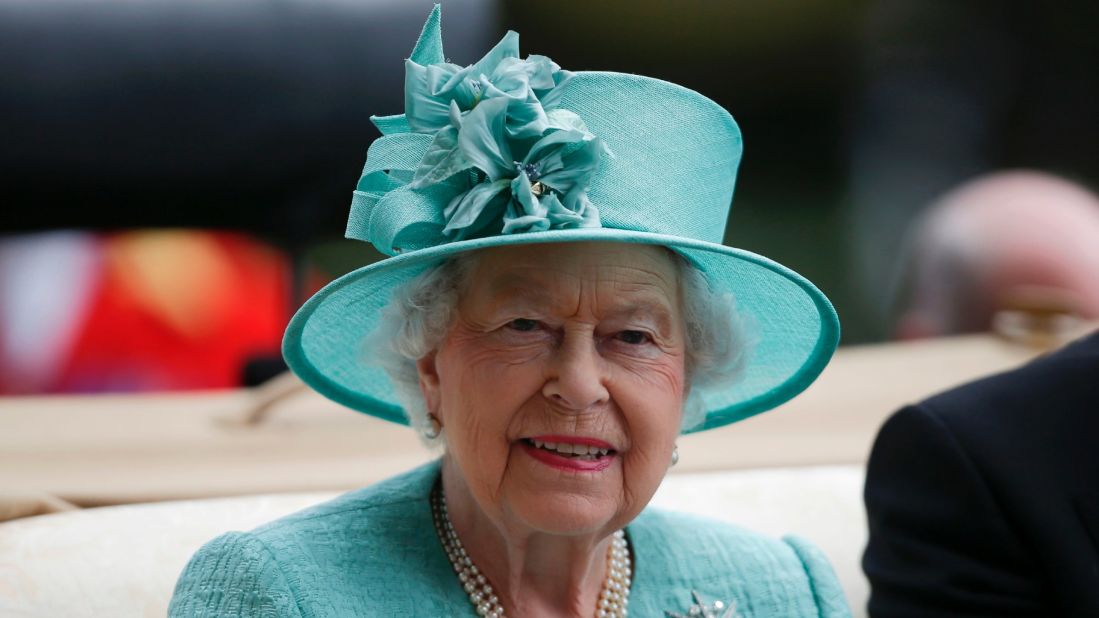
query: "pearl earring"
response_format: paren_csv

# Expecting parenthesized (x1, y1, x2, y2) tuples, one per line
(671, 444, 679, 467)
(423, 414, 442, 440)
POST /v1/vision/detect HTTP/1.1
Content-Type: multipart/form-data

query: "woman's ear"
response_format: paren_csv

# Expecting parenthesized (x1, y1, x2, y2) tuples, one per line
(416, 351, 441, 416)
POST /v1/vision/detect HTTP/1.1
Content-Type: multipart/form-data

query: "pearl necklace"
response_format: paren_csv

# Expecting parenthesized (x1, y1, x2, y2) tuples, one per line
(430, 483, 632, 618)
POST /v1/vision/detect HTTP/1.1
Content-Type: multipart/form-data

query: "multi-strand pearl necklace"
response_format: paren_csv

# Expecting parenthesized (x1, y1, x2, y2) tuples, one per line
(430, 483, 632, 617)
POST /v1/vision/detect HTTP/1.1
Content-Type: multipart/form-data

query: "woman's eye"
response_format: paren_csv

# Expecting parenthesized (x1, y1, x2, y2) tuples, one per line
(616, 330, 651, 345)
(506, 318, 539, 332)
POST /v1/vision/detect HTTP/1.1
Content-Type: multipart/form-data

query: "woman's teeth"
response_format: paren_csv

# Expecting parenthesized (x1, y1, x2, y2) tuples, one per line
(529, 439, 611, 459)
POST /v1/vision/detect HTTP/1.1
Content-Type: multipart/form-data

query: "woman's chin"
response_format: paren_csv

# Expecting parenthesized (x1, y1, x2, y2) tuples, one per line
(503, 445, 628, 535)
(508, 497, 618, 537)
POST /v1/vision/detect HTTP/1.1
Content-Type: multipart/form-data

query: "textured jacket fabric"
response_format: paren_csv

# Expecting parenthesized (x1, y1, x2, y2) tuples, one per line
(170, 460, 851, 617)
(863, 331, 1099, 617)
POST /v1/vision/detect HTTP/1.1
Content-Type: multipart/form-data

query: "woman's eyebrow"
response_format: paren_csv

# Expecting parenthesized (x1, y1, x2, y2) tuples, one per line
(595, 295, 677, 338)
(486, 275, 677, 331)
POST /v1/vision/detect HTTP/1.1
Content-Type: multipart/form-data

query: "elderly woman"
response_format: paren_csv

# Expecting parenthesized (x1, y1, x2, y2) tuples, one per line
(170, 7, 845, 617)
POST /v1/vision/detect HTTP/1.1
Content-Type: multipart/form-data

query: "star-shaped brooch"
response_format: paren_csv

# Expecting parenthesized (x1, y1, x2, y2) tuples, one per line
(664, 590, 738, 618)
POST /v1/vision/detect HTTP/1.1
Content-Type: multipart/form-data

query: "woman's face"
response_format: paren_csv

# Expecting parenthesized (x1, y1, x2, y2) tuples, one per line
(418, 242, 687, 536)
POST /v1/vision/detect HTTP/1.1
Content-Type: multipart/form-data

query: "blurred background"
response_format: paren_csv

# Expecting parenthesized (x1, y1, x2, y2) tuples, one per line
(1, 0, 1097, 391)
(2, 3, 1097, 612)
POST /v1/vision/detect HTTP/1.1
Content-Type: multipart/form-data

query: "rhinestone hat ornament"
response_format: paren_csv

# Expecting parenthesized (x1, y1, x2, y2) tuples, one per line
(665, 591, 739, 618)
(431, 482, 631, 617)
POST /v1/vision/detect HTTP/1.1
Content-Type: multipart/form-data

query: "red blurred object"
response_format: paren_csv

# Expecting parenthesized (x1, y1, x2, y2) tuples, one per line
(0, 230, 323, 394)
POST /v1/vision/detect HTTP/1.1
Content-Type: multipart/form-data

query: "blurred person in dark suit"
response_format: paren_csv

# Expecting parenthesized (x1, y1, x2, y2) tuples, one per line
(863, 171, 1099, 616)
(863, 331, 1099, 616)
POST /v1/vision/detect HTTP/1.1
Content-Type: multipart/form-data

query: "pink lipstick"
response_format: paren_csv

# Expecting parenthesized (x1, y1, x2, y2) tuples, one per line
(519, 435, 617, 472)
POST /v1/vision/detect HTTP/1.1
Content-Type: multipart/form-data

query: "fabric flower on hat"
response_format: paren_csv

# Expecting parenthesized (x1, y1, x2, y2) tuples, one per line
(404, 31, 573, 139)
(411, 96, 607, 240)
(404, 33, 608, 241)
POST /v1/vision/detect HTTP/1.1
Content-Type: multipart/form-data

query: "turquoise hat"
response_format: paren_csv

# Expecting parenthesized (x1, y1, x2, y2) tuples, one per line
(283, 5, 839, 433)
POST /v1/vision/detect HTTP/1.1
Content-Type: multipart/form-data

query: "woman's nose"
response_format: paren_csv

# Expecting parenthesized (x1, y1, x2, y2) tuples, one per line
(541, 332, 610, 411)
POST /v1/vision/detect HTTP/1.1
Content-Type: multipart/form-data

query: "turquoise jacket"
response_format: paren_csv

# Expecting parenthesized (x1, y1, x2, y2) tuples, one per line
(170, 461, 851, 617)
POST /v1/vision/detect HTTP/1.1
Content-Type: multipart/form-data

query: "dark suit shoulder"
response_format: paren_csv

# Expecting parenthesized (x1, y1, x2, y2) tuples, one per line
(864, 405, 1046, 616)
(864, 332, 1099, 616)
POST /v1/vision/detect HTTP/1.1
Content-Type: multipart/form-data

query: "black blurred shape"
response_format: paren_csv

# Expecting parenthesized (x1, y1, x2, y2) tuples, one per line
(0, 0, 496, 243)
(241, 355, 288, 388)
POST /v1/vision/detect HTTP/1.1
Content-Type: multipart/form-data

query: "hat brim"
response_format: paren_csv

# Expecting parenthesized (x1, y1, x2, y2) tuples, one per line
(283, 228, 839, 433)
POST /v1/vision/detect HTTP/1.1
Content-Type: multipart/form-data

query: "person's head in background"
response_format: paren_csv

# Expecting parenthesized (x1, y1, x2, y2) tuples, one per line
(895, 170, 1099, 339)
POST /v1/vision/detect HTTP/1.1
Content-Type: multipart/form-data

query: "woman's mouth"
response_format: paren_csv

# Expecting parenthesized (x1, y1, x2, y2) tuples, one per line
(519, 437, 617, 471)
(524, 438, 612, 460)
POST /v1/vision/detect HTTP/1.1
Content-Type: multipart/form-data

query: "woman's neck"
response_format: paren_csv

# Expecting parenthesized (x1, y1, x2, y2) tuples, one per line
(440, 459, 616, 617)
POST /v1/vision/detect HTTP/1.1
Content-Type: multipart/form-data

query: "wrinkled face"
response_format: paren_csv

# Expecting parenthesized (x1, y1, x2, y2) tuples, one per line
(418, 242, 687, 536)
